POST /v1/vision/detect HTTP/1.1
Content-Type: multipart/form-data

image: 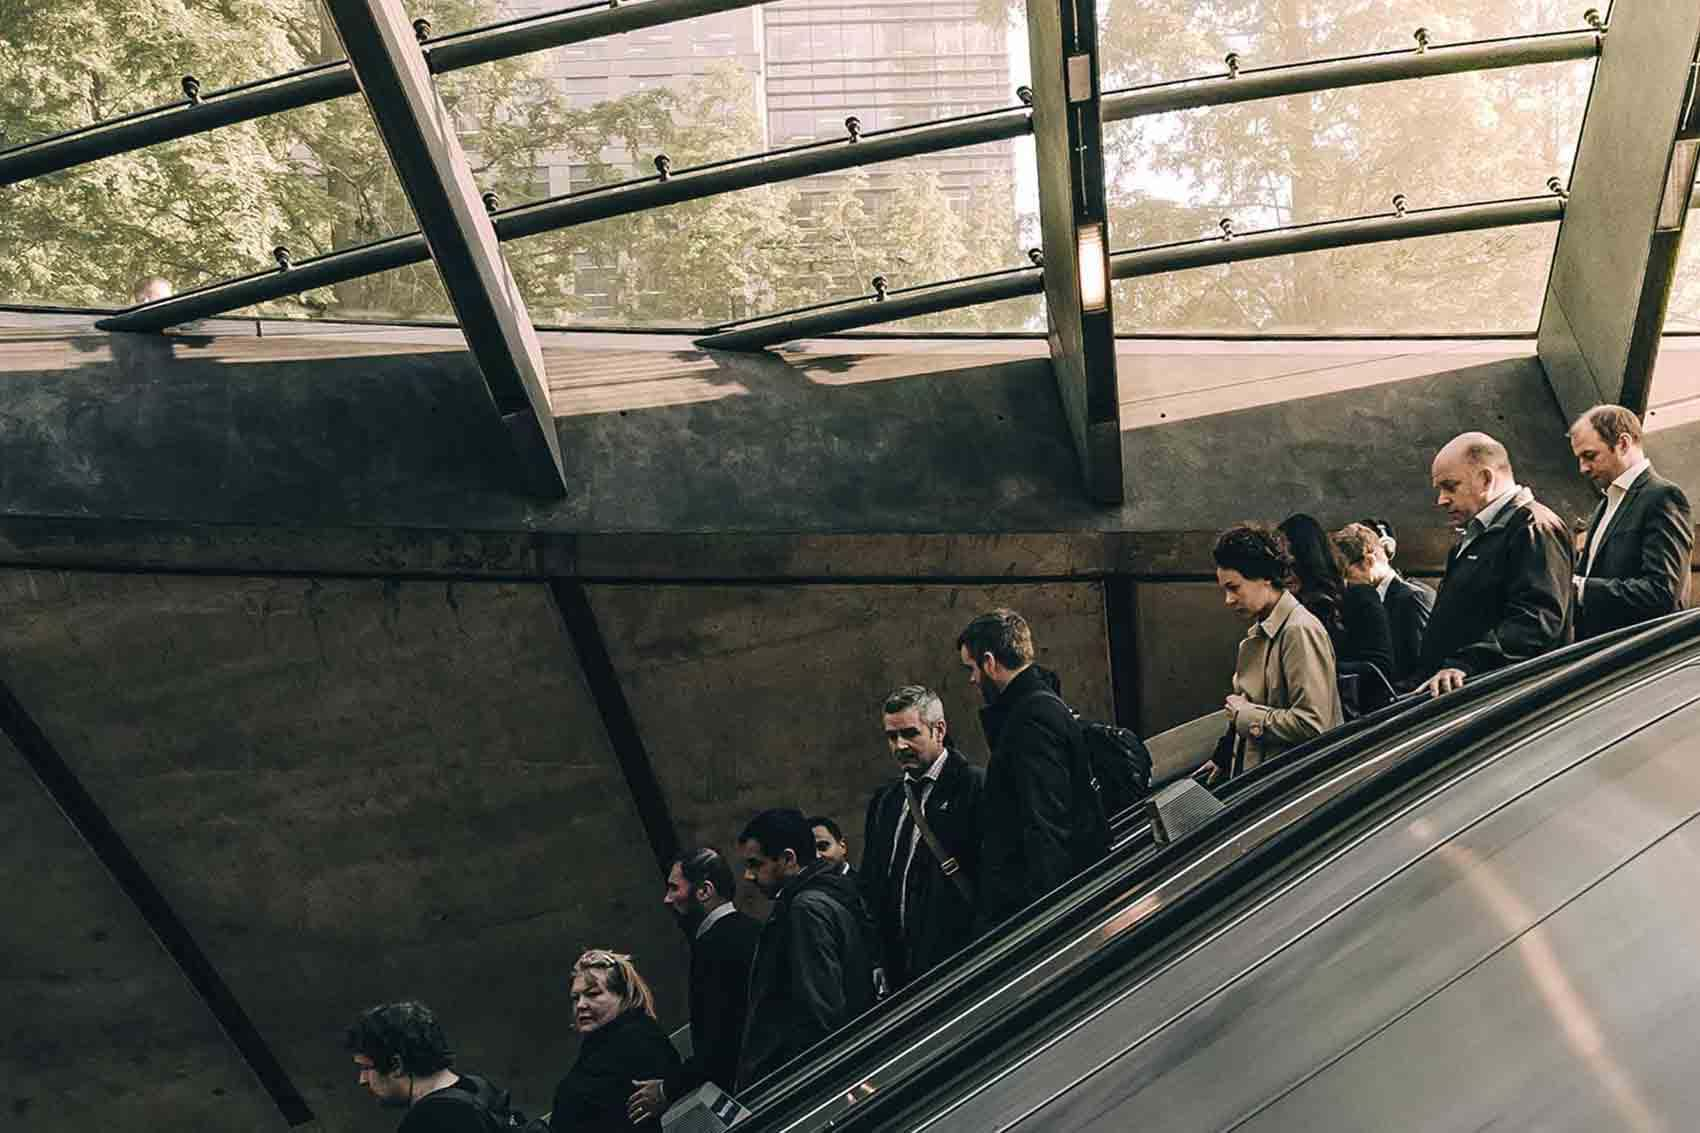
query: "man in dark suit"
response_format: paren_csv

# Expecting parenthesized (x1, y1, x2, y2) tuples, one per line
(860, 685, 985, 993)
(1339, 520, 1436, 688)
(627, 848, 760, 1121)
(958, 609, 1109, 929)
(1569, 405, 1694, 639)
(1417, 432, 1575, 697)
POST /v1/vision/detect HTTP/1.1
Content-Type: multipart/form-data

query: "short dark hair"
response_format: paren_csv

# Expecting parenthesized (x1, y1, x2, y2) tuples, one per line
(1212, 523, 1294, 584)
(1356, 516, 1394, 543)
(345, 1001, 454, 1076)
(674, 847, 735, 901)
(1575, 404, 1643, 449)
(738, 807, 817, 864)
(806, 815, 844, 844)
(956, 608, 1035, 669)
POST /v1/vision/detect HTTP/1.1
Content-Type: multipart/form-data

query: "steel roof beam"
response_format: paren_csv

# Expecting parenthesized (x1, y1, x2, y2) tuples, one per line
(0, 0, 771, 186)
(323, 0, 566, 498)
(1538, 4, 1700, 418)
(1102, 28, 1602, 123)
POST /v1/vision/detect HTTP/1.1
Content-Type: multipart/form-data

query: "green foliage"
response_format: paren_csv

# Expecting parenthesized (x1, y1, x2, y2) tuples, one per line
(2, 2, 1034, 330)
(1099, 0, 1592, 332)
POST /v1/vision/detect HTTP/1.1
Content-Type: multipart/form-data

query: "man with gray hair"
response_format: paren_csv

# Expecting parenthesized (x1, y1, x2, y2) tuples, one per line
(1418, 431, 1574, 697)
(1568, 404, 1693, 639)
(859, 684, 985, 992)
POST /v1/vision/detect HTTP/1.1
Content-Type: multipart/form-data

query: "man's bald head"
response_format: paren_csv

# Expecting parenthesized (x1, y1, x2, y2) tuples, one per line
(1431, 432, 1515, 526)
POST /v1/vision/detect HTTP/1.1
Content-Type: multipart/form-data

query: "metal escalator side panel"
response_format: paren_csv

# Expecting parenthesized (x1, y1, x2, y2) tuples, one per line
(936, 663, 1700, 1132)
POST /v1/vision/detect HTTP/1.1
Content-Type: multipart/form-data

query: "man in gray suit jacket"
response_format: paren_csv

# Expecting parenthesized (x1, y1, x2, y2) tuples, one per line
(1569, 405, 1694, 640)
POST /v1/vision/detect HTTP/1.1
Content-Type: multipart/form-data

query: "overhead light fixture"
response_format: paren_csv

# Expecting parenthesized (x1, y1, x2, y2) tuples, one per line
(1659, 59, 1700, 233)
(1657, 139, 1700, 232)
(1077, 223, 1108, 312)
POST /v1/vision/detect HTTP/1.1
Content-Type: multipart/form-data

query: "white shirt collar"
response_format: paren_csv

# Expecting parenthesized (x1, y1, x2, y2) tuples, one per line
(695, 900, 737, 941)
(1610, 457, 1651, 494)
(1471, 482, 1522, 533)
(906, 748, 951, 786)
(1376, 572, 1396, 601)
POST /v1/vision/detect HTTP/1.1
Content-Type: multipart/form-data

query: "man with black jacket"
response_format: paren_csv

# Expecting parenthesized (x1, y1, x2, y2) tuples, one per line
(1347, 519, 1437, 688)
(861, 684, 985, 993)
(1418, 432, 1574, 697)
(735, 808, 876, 1091)
(1569, 405, 1693, 639)
(628, 848, 760, 1120)
(957, 609, 1110, 930)
(346, 1001, 509, 1133)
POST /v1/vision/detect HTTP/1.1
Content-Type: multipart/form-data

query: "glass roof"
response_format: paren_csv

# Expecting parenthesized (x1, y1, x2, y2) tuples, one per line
(0, 0, 1604, 338)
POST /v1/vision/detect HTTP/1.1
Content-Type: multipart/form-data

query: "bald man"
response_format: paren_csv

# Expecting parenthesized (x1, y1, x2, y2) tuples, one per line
(1417, 432, 1574, 697)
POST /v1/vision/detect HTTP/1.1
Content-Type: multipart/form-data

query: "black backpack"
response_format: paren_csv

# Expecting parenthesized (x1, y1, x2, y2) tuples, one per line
(1079, 719, 1154, 819)
(422, 1073, 551, 1133)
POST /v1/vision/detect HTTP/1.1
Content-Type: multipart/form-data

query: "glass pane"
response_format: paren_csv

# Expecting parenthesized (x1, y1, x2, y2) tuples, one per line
(1115, 222, 1559, 334)
(1107, 57, 1594, 333)
(1100, 0, 1597, 86)
(879, 293, 1046, 334)
(465, 0, 1026, 329)
(508, 154, 1030, 331)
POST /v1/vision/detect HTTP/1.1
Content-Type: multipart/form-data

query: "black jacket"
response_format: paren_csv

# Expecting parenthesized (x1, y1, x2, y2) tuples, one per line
(1335, 583, 1395, 678)
(859, 746, 986, 991)
(1577, 467, 1694, 639)
(552, 1008, 682, 1132)
(1383, 574, 1436, 686)
(1417, 487, 1575, 681)
(736, 860, 876, 1091)
(976, 666, 1109, 928)
(665, 907, 761, 1102)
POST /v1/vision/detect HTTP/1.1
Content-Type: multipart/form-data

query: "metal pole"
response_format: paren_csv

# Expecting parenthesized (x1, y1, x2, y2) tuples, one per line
(1102, 29, 1601, 123)
(693, 268, 1044, 351)
(1111, 197, 1565, 279)
(693, 195, 1561, 351)
(0, 0, 772, 186)
(96, 106, 1032, 332)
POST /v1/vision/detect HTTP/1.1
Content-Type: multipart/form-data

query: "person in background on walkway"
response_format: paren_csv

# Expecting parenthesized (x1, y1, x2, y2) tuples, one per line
(807, 816, 854, 878)
(1203, 524, 1342, 783)
(1418, 432, 1573, 697)
(958, 609, 1109, 930)
(1568, 405, 1693, 638)
(1333, 522, 1436, 689)
(735, 808, 875, 1091)
(553, 951, 680, 1131)
(628, 848, 759, 1122)
(1279, 512, 1394, 681)
(860, 684, 984, 993)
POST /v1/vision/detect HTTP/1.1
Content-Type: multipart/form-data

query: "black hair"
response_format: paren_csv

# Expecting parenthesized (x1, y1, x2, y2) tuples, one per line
(1278, 513, 1346, 632)
(673, 847, 735, 901)
(806, 815, 845, 844)
(345, 1001, 454, 1076)
(1212, 523, 1294, 585)
(738, 807, 817, 864)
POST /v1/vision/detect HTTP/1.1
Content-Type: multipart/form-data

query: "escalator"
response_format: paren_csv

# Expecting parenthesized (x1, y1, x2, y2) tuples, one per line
(726, 610, 1700, 1132)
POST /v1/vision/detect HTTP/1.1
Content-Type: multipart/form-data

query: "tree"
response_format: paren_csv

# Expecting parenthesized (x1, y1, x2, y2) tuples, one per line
(1, 1, 1035, 330)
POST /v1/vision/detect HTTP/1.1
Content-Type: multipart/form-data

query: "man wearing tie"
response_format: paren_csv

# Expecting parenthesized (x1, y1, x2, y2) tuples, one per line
(860, 685, 985, 993)
(1568, 406, 1694, 639)
(1417, 432, 1575, 697)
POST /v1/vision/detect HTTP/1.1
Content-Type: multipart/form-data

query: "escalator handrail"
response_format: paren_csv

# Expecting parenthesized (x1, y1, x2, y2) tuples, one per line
(734, 614, 1674, 1121)
(827, 609, 1700, 1131)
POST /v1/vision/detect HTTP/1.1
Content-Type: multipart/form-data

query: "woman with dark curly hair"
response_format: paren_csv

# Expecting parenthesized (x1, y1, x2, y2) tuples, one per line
(1206, 523, 1343, 782)
(1278, 512, 1394, 681)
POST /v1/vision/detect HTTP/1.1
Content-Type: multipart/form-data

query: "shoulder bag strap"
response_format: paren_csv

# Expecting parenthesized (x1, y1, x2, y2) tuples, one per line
(903, 780, 974, 903)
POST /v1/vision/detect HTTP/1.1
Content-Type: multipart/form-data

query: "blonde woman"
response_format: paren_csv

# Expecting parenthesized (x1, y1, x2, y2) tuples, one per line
(552, 950, 680, 1131)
